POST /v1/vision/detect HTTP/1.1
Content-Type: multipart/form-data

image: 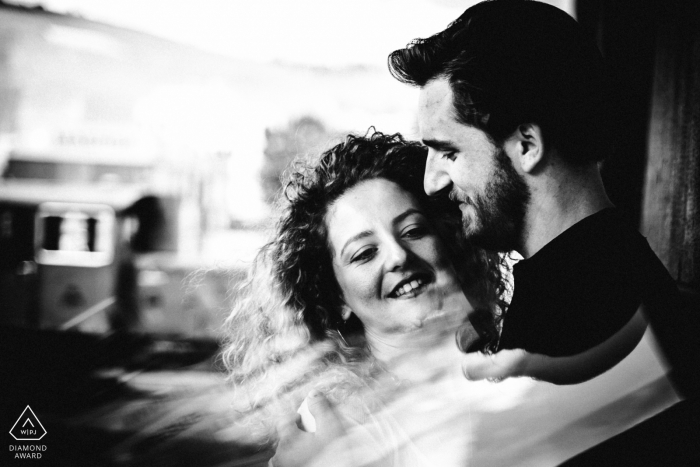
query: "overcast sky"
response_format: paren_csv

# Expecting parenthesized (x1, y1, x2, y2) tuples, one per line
(9, 0, 573, 68)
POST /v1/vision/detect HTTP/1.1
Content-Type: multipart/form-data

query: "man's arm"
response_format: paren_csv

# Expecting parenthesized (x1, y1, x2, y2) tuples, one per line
(461, 307, 648, 385)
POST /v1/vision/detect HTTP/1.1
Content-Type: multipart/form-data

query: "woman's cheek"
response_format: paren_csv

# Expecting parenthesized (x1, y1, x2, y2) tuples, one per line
(347, 266, 383, 305)
(424, 236, 451, 269)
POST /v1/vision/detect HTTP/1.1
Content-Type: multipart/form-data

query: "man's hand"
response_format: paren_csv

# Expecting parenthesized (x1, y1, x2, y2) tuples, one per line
(460, 310, 648, 385)
(461, 349, 529, 381)
(269, 390, 348, 467)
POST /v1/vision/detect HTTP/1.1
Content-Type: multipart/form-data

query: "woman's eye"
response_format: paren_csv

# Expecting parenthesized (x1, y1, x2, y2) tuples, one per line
(351, 248, 376, 263)
(402, 225, 428, 239)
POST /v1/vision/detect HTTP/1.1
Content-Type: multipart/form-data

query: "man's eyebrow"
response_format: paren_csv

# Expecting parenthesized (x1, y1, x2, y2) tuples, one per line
(340, 230, 373, 258)
(421, 138, 456, 151)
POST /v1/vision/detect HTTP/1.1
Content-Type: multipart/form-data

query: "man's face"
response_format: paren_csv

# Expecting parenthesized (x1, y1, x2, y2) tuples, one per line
(418, 77, 530, 252)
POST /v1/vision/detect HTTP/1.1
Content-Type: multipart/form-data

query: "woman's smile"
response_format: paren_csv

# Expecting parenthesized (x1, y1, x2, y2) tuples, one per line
(388, 272, 433, 299)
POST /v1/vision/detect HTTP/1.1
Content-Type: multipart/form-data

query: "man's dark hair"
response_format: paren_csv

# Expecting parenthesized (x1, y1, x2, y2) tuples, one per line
(389, 0, 610, 164)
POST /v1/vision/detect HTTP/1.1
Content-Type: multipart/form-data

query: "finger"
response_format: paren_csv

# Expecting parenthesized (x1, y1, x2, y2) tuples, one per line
(461, 352, 501, 381)
(456, 322, 481, 353)
(297, 398, 316, 433)
(306, 390, 344, 438)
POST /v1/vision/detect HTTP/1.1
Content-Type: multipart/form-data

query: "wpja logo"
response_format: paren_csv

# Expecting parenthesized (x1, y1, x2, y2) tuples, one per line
(8, 406, 47, 460)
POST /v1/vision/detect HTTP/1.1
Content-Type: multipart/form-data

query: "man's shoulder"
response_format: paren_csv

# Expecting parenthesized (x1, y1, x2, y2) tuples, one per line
(544, 208, 646, 257)
(519, 207, 655, 283)
(567, 207, 639, 239)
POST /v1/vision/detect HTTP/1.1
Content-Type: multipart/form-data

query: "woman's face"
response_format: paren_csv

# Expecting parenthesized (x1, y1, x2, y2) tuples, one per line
(325, 178, 472, 344)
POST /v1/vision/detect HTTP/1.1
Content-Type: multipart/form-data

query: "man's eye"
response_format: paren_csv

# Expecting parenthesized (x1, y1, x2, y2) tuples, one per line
(442, 151, 457, 161)
(351, 248, 376, 263)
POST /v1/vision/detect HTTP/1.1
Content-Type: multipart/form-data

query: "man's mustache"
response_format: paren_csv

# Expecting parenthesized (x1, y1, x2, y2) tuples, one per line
(449, 188, 471, 206)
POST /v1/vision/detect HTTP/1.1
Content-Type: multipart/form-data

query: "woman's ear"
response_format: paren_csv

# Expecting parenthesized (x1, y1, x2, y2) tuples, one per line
(507, 123, 545, 174)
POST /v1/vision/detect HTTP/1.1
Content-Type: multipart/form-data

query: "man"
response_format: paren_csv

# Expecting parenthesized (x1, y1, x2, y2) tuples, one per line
(388, 0, 699, 391)
(270, 2, 699, 464)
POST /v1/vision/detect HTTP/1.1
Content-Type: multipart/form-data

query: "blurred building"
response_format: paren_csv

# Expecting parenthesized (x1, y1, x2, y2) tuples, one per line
(0, 3, 245, 335)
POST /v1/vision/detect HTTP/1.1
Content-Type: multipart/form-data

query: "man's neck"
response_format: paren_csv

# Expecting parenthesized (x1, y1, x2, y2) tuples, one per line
(518, 163, 613, 258)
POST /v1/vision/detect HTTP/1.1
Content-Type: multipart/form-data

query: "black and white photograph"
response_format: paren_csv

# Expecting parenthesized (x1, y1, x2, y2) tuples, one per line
(1, 0, 698, 466)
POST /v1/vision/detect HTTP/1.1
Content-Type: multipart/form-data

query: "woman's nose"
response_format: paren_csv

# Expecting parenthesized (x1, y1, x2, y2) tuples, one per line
(424, 152, 451, 196)
(384, 239, 409, 271)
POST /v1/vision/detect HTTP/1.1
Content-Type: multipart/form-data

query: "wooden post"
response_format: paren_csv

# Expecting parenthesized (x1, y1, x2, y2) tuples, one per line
(641, 1, 700, 289)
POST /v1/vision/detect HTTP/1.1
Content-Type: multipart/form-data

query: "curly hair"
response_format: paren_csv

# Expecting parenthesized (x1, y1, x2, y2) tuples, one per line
(388, 0, 611, 164)
(221, 130, 507, 444)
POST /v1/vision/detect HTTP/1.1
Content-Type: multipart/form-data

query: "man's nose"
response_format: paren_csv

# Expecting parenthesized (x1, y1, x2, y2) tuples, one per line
(424, 152, 451, 196)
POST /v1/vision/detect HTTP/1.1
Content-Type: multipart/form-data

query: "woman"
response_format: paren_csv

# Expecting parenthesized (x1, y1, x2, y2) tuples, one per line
(221, 131, 506, 466)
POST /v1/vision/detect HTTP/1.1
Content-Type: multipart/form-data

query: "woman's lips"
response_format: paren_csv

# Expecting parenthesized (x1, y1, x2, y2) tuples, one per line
(389, 273, 432, 299)
(394, 281, 428, 299)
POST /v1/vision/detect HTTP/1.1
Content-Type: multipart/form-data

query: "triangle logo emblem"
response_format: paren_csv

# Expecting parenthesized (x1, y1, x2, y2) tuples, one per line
(9, 406, 47, 441)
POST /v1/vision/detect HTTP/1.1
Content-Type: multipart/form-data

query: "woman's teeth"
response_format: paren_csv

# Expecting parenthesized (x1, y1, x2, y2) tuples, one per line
(394, 278, 425, 298)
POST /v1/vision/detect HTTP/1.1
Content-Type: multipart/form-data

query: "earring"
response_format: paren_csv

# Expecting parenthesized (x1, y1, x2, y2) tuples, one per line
(337, 319, 349, 346)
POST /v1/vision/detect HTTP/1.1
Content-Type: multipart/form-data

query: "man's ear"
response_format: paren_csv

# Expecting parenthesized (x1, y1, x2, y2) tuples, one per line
(508, 123, 544, 174)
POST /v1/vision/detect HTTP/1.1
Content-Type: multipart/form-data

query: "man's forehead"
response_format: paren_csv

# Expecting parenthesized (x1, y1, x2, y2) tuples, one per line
(417, 78, 459, 141)
(418, 78, 454, 113)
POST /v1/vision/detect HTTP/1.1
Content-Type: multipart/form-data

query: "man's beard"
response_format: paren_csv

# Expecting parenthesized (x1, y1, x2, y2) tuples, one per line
(451, 146, 530, 252)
